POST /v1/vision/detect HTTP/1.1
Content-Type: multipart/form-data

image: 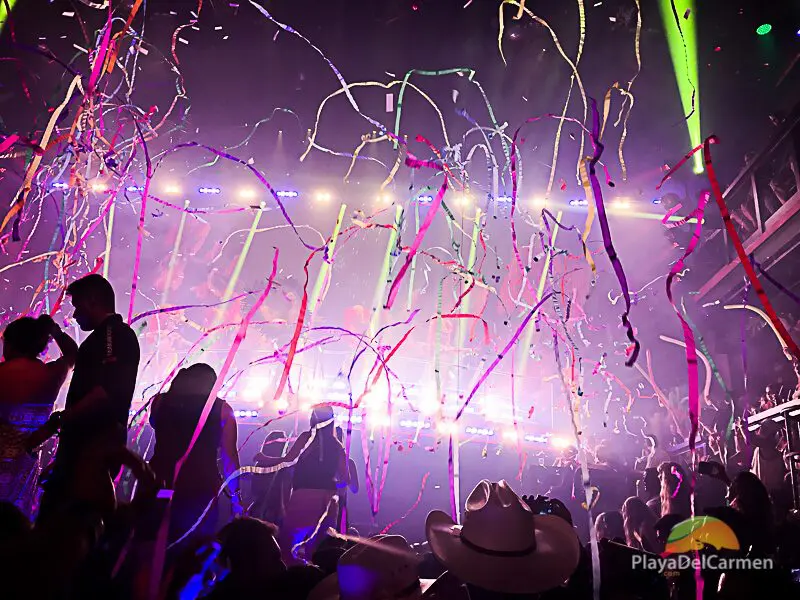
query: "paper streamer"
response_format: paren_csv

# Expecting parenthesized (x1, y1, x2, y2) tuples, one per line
(150, 249, 280, 597)
(455, 293, 552, 421)
(658, 136, 800, 360)
(665, 190, 708, 451)
(585, 99, 640, 366)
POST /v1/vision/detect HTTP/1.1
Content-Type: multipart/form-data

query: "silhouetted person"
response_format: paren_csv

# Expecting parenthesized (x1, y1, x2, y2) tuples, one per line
(251, 430, 291, 526)
(37, 274, 140, 524)
(0, 315, 77, 515)
(148, 363, 242, 545)
(264, 406, 348, 564)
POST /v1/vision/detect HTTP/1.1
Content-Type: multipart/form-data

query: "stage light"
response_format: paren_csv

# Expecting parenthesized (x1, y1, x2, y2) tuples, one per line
(335, 414, 363, 425)
(417, 195, 433, 204)
(652, 198, 662, 205)
(436, 421, 458, 436)
(376, 193, 393, 205)
(52, 182, 68, 189)
(530, 196, 547, 207)
(90, 181, 108, 193)
(568, 198, 588, 207)
(496, 195, 513, 203)
(502, 429, 519, 442)
(400, 419, 431, 429)
(276, 190, 299, 198)
(198, 186, 221, 194)
(164, 183, 182, 195)
(611, 198, 631, 210)
(525, 434, 548, 444)
(241, 377, 268, 402)
(454, 193, 471, 207)
(126, 185, 143, 193)
(418, 395, 440, 416)
(238, 187, 257, 199)
(332, 379, 347, 390)
(275, 397, 289, 411)
(465, 426, 495, 437)
(660, 0, 702, 173)
(756, 23, 772, 35)
(369, 413, 391, 428)
(314, 190, 332, 203)
(550, 436, 572, 449)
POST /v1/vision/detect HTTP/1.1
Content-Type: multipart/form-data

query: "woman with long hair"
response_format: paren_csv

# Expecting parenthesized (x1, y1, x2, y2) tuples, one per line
(0, 315, 77, 515)
(622, 496, 661, 554)
(148, 363, 242, 546)
(658, 461, 691, 519)
(264, 406, 348, 564)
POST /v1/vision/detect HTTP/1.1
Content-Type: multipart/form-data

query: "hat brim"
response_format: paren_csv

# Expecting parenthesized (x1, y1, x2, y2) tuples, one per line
(425, 510, 581, 595)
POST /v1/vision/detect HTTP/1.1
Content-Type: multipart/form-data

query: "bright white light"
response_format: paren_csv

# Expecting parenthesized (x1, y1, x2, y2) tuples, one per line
(276, 190, 299, 198)
(502, 429, 519, 442)
(418, 395, 440, 417)
(238, 188, 257, 199)
(376, 193, 393, 204)
(465, 426, 494, 437)
(551, 435, 572, 449)
(52, 182, 69, 189)
(314, 190, 332, 203)
(612, 198, 631, 210)
(400, 419, 431, 429)
(530, 196, 547, 207)
(90, 181, 108, 193)
(369, 413, 391, 428)
(437, 421, 458, 436)
(417, 195, 434, 204)
(454, 193, 471, 207)
(164, 184, 182, 195)
(569, 198, 588, 207)
(198, 186, 221, 194)
(275, 397, 289, 412)
(332, 380, 347, 390)
(241, 377, 268, 402)
(126, 185, 143, 192)
(496, 195, 513, 203)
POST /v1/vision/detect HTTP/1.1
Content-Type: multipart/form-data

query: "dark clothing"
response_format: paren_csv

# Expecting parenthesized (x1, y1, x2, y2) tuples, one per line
(149, 394, 224, 496)
(59, 314, 140, 462)
(251, 464, 289, 525)
(292, 432, 341, 491)
(39, 315, 138, 523)
(149, 393, 224, 544)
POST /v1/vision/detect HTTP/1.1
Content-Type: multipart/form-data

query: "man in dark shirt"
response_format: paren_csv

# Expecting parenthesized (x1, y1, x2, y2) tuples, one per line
(38, 274, 140, 523)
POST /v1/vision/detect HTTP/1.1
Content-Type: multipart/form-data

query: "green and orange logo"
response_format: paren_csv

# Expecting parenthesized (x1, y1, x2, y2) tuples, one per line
(662, 517, 740, 557)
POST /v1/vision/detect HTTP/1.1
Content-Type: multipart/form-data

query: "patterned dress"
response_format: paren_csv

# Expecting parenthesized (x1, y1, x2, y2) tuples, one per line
(0, 402, 53, 515)
(0, 357, 67, 518)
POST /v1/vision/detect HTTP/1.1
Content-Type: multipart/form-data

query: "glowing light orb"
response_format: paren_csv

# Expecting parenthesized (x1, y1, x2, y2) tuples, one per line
(756, 24, 772, 35)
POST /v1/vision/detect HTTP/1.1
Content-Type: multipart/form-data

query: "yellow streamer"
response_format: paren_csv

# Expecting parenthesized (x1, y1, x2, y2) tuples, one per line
(301, 80, 451, 163)
(724, 304, 790, 355)
(2, 76, 82, 234)
(499, 1, 588, 188)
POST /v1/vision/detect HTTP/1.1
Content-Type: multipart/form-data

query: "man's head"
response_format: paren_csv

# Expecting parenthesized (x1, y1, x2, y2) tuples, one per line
(66, 274, 116, 331)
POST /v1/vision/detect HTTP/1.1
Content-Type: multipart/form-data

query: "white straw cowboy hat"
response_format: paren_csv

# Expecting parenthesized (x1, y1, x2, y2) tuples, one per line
(425, 480, 581, 595)
(309, 535, 434, 600)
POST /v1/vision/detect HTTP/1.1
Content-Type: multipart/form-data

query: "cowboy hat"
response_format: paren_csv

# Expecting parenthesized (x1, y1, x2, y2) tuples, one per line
(425, 480, 580, 595)
(309, 535, 434, 600)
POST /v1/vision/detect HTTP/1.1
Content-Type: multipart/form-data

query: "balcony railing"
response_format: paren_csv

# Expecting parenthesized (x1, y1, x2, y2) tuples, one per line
(695, 104, 800, 302)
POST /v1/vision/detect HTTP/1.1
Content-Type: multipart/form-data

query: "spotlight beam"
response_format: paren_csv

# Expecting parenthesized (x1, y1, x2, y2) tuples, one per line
(659, 0, 703, 174)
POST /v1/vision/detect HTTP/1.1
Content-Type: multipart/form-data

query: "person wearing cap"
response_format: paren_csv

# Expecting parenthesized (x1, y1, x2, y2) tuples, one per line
(258, 406, 349, 564)
(425, 479, 581, 597)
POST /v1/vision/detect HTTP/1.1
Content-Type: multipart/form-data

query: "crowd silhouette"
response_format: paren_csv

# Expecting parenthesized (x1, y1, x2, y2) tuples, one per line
(0, 274, 799, 600)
